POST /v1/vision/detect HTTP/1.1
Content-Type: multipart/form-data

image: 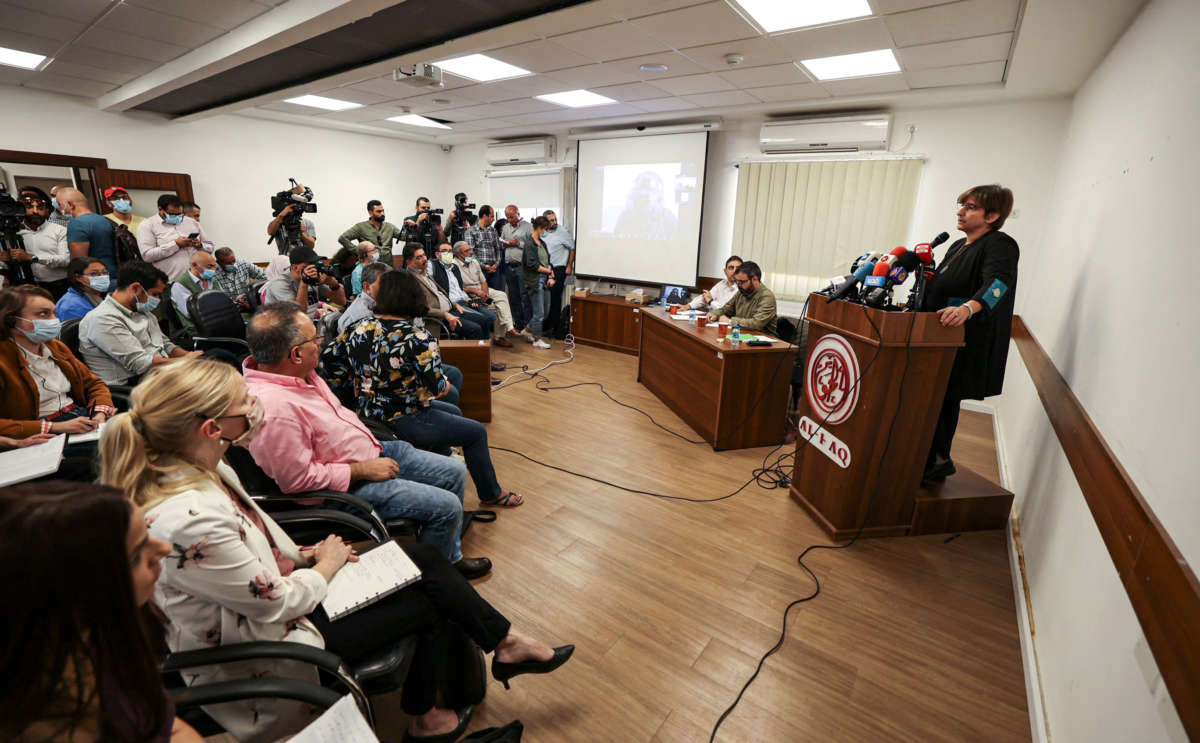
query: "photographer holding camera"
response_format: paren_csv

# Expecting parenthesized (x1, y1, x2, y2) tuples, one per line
(447, 192, 475, 247)
(267, 182, 317, 276)
(263, 245, 346, 311)
(401, 196, 446, 258)
(338, 199, 402, 266)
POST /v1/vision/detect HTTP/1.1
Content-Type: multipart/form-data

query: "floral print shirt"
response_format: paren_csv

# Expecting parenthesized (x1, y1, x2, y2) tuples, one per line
(321, 317, 449, 421)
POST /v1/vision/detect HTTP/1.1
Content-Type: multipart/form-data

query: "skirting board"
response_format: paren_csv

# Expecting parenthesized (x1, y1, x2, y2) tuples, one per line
(977, 399, 1050, 743)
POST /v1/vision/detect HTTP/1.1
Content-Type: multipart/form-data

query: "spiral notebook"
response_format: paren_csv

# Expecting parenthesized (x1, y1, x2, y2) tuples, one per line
(321, 540, 422, 621)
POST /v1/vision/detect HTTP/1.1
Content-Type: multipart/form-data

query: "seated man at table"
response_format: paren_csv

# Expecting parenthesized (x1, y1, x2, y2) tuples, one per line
(711, 261, 777, 336)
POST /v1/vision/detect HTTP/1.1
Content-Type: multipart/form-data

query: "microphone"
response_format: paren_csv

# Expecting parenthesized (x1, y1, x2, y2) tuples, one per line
(930, 231, 950, 250)
(864, 251, 923, 307)
(818, 275, 855, 295)
(826, 260, 876, 303)
(913, 243, 935, 267)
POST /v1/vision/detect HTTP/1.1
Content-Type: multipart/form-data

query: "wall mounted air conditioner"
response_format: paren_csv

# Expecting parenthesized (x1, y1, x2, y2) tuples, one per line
(759, 115, 891, 154)
(486, 138, 556, 166)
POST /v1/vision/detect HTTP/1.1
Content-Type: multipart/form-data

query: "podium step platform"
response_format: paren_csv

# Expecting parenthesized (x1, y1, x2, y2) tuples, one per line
(910, 465, 1013, 536)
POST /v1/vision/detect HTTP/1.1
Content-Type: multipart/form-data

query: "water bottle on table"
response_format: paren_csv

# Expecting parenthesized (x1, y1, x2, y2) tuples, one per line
(731, 323, 741, 347)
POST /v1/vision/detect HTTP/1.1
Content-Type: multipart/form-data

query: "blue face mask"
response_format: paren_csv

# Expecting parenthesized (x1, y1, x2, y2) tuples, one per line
(164, 212, 184, 225)
(88, 275, 110, 292)
(51, 196, 60, 212)
(136, 291, 160, 314)
(111, 199, 132, 213)
(223, 264, 237, 273)
(200, 268, 217, 280)
(19, 317, 62, 344)
(463, 256, 474, 264)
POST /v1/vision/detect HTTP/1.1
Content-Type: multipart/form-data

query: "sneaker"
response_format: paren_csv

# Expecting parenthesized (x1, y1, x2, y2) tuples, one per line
(532, 339, 551, 349)
(520, 328, 534, 341)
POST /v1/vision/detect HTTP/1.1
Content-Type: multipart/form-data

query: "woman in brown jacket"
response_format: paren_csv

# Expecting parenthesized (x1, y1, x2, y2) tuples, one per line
(0, 285, 115, 479)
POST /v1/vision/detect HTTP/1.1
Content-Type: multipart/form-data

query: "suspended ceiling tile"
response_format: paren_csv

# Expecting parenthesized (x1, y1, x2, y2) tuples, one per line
(444, 119, 518, 131)
(317, 86, 395, 105)
(650, 72, 735, 96)
(257, 101, 327, 115)
(344, 76, 410, 98)
(905, 60, 1006, 88)
(896, 33, 1012, 70)
(592, 81, 671, 101)
(488, 38, 595, 73)
(552, 21, 672, 63)
(480, 75, 576, 100)
(631, 1, 759, 50)
(618, 51, 708, 80)
(680, 36, 795, 71)
(604, 0, 712, 20)
(44, 59, 141, 86)
(124, 0, 274, 31)
(400, 87, 495, 108)
(23, 71, 117, 97)
(871, 0, 953, 12)
(97, 3, 226, 49)
(523, 3, 624, 38)
(741, 82, 830, 103)
(0, 27, 60, 56)
(884, 0, 1019, 48)
(821, 73, 910, 96)
(545, 63, 640, 88)
(75, 25, 190, 63)
(628, 96, 698, 112)
(432, 98, 558, 121)
(0, 65, 36, 86)
(0, 5, 88, 42)
(54, 44, 160, 76)
(681, 89, 760, 107)
(770, 17, 897, 61)
(312, 104, 416, 122)
(4, 0, 111, 19)
(718, 62, 807, 89)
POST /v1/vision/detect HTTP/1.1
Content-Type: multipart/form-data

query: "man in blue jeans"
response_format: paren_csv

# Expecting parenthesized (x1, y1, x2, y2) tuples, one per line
(244, 302, 492, 578)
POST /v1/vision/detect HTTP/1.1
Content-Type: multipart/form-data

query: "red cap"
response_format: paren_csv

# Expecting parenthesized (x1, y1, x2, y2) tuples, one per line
(103, 186, 129, 199)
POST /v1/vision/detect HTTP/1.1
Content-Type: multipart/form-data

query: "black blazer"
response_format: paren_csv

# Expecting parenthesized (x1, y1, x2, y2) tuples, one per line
(921, 229, 1019, 400)
(429, 260, 466, 301)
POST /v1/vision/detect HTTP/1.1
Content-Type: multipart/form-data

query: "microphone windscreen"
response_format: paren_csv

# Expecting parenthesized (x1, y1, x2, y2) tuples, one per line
(930, 231, 950, 249)
(896, 251, 923, 271)
(889, 246, 908, 257)
(872, 261, 891, 276)
(913, 244, 934, 264)
(853, 262, 875, 281)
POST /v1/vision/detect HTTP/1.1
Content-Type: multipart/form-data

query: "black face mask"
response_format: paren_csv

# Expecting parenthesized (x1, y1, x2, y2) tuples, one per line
(25, 213, 46, 228)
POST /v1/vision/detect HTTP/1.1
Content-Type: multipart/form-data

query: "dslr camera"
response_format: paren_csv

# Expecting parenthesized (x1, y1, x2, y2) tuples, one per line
(302, 261, 336, 286)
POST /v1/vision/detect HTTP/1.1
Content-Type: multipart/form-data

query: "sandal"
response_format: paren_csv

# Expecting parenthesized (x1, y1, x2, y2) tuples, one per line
(480, 491, 524, 508)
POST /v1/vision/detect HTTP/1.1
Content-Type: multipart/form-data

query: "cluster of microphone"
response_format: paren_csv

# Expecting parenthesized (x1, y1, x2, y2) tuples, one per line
(821, 232, 950, 309)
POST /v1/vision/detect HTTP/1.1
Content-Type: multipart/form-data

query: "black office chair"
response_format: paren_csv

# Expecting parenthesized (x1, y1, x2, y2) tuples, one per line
(188, 290, 251, 359)
(60, 317, 83, 359)
(156, 288, 193, 349)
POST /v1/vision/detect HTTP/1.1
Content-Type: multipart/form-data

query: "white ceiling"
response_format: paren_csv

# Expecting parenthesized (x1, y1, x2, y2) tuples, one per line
(0, 0, 1150, 145)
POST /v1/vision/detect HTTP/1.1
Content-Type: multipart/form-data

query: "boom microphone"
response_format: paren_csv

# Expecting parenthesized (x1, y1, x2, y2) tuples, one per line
(826, 260, 875, 303)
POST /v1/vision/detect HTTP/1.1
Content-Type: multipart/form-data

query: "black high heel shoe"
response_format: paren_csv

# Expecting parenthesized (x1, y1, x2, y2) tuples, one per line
(491, 644, 575, 690)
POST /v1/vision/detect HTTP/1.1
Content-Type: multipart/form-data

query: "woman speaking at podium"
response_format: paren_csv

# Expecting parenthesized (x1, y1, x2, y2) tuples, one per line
(921, 185, 1019, 481)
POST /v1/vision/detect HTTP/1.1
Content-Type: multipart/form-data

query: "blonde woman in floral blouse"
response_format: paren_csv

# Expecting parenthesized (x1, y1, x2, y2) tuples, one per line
(99, 359, 572, 743)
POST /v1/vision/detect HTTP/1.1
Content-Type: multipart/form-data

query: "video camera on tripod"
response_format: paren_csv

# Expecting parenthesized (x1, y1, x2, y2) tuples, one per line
(0, 184, 37, 286)
(449, 192, 475, 244)
(269, 178, 316, 253)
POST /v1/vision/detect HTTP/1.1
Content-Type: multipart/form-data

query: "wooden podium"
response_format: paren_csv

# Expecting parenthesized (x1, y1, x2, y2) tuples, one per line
(789, 293, 1013, 539)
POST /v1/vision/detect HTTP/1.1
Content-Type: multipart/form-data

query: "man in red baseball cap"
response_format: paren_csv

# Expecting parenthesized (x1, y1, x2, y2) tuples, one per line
(102, 186, 144, 234)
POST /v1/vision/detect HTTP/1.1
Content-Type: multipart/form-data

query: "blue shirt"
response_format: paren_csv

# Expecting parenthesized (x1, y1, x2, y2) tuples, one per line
(351, 263, 365, 296)
(56, 286, 101, 322)
(541, 228, 575, 267)
(65, 213, 117, 274)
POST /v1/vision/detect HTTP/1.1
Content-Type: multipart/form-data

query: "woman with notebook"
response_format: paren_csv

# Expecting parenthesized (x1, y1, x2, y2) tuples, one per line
(99, 359, 572, 743)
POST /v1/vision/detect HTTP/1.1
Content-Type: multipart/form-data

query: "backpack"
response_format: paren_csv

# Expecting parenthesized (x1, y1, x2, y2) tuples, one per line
(110, 221, 143, 266)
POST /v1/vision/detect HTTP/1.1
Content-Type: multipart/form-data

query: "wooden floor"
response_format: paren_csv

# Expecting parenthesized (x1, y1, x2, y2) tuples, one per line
(375, 342, 1030, 742)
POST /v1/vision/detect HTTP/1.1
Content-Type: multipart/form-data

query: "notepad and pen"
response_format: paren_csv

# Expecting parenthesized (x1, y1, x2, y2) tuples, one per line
(0, 434, 66, 487)
(321, 540, 422, 621)
(288, 693, 379, 742)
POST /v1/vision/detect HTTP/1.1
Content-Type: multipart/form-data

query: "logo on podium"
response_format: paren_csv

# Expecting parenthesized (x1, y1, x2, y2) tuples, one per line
(805, 333, 861, 426)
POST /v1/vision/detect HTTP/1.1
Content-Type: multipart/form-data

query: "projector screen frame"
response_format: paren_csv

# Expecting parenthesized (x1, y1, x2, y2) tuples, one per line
(571, 130, 711, 290)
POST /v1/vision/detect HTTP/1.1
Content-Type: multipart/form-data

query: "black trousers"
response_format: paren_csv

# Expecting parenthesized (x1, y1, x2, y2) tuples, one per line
(546, 266, 568, 339)
(309, 542, 510, 715)
(927, 386, 963, 468)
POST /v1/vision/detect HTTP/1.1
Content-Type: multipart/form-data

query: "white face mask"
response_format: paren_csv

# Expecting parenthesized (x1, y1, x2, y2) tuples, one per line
(218, 397, 265, 448)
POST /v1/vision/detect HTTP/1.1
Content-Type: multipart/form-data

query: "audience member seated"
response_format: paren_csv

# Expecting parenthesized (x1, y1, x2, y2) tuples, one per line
(454, 240, 515, 347)
(430, 242, 499, 335)
(59, 187, 119, 275)
(522, 216, 555, 349)
(213, 246, 266, 312)
(16, 186, 70, 298)
(349, 241, 379, 296)
(0, 285, 115, 480)
(712, 260, 778, 336)
(402, 242, 490, 340)
(56, 256, 110, 321)
(97, 359, 571, 743)
(263, 246, 347, 311)
(137, 194, 213, 281)
(689, 255, 742, 313)
(170, 250, 219, 335)
(337, 260, 390, 335)
(0, 482, 203, 743)
(244, 303, 490, 578)
(80, 261, 202, 386)
(324, 271, 525, 509)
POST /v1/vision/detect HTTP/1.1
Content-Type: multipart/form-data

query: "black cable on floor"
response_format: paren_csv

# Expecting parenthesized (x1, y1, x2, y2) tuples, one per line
(531, 378, 708, 444)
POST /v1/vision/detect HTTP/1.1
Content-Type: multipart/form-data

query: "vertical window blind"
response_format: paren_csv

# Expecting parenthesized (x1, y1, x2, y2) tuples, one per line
(730, 158, 923, 301)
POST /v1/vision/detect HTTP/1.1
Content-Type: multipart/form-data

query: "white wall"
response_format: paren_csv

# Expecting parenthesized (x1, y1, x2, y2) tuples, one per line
(992, 0, 1197, 739)
(0, 85, 449, 263)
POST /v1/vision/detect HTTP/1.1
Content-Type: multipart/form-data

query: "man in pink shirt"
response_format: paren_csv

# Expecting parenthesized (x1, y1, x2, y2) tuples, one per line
(244, 302, 492, 579)
(136, 193, 214, 280)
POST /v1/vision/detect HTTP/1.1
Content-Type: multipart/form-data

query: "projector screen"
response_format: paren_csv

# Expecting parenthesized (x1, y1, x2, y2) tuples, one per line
(574, 131, 709, 287)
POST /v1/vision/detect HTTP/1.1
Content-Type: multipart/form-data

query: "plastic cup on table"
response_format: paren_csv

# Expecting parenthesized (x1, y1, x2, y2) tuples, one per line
(696, 314, 708, 328)
(718, 320, 729, 335)
(669, 304, 678, 315)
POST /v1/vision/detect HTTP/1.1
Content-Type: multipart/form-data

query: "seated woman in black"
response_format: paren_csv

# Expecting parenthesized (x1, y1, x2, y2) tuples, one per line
(322, 270, 526, 508)
(0, 481, 200, 742)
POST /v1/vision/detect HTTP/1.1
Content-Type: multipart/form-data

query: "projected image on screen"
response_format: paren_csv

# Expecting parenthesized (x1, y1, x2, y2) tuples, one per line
(575, 132, 708, 286)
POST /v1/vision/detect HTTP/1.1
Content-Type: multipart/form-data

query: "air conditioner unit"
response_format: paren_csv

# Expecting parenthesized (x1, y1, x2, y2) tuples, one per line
(486, 138, 555, 166)
(759, 115, 891, 154)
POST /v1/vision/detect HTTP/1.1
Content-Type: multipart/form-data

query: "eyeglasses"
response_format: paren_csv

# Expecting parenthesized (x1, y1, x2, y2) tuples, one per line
(956, 202, 984, 212)
(294, 334, 322, 349)
(735, 278, 753, 286)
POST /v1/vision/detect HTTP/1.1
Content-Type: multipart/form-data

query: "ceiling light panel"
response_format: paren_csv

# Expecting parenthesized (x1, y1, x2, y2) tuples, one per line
(0, 46, 47, 70)
(801, 48, 901, 80)
(731, 0, 873, 33)
(535, 89, 619, 108)
(283, 95, 362, 111)
(435, 53, 532, 82)
(387, 114, 452, 129)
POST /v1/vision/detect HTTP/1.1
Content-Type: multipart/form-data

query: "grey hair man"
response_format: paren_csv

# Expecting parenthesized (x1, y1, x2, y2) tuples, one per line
(453, 240, 514, 347)
(338, 260, 390, 335)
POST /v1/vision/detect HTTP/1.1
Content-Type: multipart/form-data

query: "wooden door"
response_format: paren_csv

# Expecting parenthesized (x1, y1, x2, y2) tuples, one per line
(93, 168, 194, 215)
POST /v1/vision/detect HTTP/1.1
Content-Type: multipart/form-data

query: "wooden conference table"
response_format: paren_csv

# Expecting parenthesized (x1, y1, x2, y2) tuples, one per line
(637, 307, 793, 450)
